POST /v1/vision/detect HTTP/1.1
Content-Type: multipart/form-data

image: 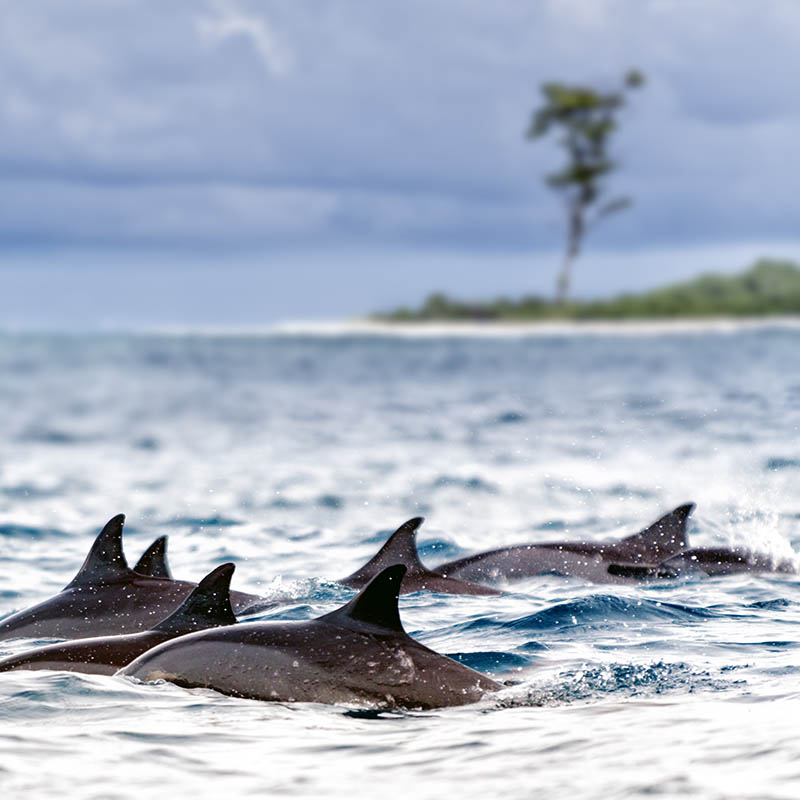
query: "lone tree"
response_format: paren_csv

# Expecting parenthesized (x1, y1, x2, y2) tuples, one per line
(527, 69, 644, 303)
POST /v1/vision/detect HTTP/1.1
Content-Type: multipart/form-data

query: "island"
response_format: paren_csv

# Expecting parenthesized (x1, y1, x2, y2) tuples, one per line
(373, 259, 800, 322)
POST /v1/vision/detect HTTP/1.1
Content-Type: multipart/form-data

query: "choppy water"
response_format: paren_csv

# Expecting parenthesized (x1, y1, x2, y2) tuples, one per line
(1, 325, 800, 798)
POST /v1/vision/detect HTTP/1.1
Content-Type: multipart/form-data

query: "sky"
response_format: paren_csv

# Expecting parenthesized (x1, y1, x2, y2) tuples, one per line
(2, 0, 800, 327)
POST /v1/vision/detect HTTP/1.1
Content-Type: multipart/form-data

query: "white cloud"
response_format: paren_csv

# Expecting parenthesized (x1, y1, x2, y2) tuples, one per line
(196, 0, 292, 76)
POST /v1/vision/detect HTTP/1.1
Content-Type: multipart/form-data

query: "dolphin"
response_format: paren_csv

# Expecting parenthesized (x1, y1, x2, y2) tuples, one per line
(434, 504, 695, 585)
(0, 563, 237, 675)
(0, 515, 268, 641)
(132, 534, 273, 609)
(133, 536, 171, 578)
(120, 564, 501, 709)
(608, 546, 799, 580)
(339, 518, 501, 595)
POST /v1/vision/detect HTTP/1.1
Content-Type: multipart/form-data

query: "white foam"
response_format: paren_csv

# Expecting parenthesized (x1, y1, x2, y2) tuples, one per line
(262, 316, 800, 339)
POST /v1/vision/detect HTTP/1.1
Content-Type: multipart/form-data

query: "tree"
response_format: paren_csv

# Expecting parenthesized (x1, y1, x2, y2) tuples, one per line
(527, 69, 644, 303)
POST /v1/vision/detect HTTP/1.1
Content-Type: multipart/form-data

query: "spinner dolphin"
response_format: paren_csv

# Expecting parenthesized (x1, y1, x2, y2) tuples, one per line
(435, 504, 695, 585)
(121, 565, 502, 709)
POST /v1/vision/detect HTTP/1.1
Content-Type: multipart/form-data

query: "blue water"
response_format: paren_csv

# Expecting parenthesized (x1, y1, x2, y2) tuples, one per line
(1, 326, 800, 798)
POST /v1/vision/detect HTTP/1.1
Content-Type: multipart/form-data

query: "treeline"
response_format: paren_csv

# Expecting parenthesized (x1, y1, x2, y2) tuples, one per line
(375, 260, 800, 322)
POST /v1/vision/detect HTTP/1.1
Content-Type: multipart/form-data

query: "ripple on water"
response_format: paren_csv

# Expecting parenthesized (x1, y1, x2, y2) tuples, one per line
(766, 457, 800, 471)
(497, 661, 739, 708)
(505, 595, 720, 632)
(487, 410, 528, 425)
(17, 428, 96, 445)
(446, 650, 536, 674)
(0, 524, 69, 539)
(167, 516, 243, 529)
(316, 494, 344, 509)
(430, 475, 498, 493)
(1, 484, 64, 500)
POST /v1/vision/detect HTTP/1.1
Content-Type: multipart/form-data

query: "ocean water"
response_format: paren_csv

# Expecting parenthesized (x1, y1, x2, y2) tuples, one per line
(1, 325, 799, 799)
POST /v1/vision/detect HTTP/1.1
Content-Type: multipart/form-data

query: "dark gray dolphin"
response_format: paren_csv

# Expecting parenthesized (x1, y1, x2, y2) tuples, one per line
(120, 565, 501, 709)
(339, 518, 501, 595)
(608, 546, 799, 580)
(134, 536, 171, 578)
(0, 563, 237, 675)
(0, 515, 267, 641)
(434, 504, 695, 585)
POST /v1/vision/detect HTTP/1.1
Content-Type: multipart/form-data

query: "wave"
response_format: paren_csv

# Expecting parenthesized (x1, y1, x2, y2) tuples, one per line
(166, 516, 243, 529)
(417, 596, 721, 650)
(500, 596, 718, 634)
(268, 317, 800, 339)
(0, 484, 65, 500)
(0, 524, 69, 539)
(495, 661, 738, 708)
(445, 650, 535, 673)
(429, 475, 498, 493)
(17, 428, 97, 445)
(766, 457, 800, 471)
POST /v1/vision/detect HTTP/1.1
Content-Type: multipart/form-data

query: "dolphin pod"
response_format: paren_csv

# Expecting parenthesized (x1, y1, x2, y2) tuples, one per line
(0, 563, 238, 675)
(120, 564, 501, 708)
(1, 505, 798, 709)
(0, 515, 270, 641)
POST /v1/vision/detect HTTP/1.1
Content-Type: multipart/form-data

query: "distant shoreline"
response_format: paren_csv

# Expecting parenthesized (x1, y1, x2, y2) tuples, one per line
(372, 259, 800, 324)
(270, 316, 800, 338)
(4, 315, 800, 338)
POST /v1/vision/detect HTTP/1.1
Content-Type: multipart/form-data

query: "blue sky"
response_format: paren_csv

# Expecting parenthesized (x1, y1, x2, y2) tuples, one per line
(2, 1, 800, 327)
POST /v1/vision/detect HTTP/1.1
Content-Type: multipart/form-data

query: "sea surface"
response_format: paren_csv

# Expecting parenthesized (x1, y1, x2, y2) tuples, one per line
(1, 324, 799, 799)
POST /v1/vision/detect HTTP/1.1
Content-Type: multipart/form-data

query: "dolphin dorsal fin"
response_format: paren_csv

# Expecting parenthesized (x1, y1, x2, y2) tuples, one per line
(64, 514, 136, 590)
(134, 536, 172, 579)
(152, 563, 237, 634)
(325, 564, 407, 633)
(611, 503, 695, 562)
(339, 518, 426, 588)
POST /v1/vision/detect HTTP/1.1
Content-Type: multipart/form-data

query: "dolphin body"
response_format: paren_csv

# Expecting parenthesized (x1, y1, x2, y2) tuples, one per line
(434, 504, 695, 585)
(608, 546, 799, 580)
(339, 518, 501, 596)
(0, 515, 268, 641)
(0, 563, 237, 675)
(120, 564, 501, 709)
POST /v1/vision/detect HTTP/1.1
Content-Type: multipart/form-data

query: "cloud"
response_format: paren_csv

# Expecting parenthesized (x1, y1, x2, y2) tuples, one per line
(0, 0, 798, 254)
(196, 0, 292, 75)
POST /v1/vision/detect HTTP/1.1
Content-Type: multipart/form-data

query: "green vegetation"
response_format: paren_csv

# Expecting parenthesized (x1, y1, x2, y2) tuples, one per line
(527, 70, 644, 302)
(374, 260, 800, 322)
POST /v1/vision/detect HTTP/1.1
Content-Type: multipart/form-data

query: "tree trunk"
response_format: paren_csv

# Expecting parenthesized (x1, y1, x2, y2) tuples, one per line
(555, 252, 572, 305)
(555, 204, 583, 304)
